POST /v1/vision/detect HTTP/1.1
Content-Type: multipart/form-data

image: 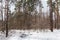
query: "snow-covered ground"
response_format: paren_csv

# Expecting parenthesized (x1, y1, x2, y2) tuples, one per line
(0, 29, 60, 40)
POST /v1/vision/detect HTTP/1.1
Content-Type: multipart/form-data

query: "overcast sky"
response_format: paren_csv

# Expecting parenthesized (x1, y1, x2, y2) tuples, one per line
(42, 0, 48, 12)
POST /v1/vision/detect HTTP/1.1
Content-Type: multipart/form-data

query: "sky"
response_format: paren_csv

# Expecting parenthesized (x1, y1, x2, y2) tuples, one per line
(10, 4, 15, 13)
(42, 0, 48, 12)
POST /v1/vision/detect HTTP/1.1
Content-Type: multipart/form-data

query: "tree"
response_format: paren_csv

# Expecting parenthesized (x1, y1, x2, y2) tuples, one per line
(49, 0, 53, 32)
(55, 0, 59, 29)
(4, 0, 17, 37)
(4, 0, 9, 37)
(0, 0, 4, 32)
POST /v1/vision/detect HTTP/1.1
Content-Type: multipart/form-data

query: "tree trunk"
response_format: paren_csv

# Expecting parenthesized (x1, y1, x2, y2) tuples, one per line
(1, 0, 4, 32)
(55, 0, 59, 29)
(5, 0, 8, 37)
(49, 0, 53, 32)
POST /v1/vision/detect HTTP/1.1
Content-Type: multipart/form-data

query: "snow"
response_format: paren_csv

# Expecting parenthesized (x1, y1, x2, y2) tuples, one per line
(0, 29, 60, 40)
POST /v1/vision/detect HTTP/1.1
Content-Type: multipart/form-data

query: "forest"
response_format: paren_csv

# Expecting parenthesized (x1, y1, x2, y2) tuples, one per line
(0, 0, 60, 38)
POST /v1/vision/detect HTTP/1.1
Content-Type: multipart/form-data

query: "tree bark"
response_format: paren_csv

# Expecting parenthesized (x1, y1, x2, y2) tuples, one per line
(5, 0, 8, 37)
(49, 0, 53, 32)
(55, 0, 59, 29)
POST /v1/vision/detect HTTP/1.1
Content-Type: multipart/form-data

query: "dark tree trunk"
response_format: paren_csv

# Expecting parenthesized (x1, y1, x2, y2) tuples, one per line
(49, 0, 53, 32)
(5, 0, 8, 37)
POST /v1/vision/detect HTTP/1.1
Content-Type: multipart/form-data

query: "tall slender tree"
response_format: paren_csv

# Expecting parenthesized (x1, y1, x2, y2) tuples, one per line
(55, 0, 59, 29)
(0, 0, 4, 32)
(5, 0, 9, 37)
(49, 0, 53, 32)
